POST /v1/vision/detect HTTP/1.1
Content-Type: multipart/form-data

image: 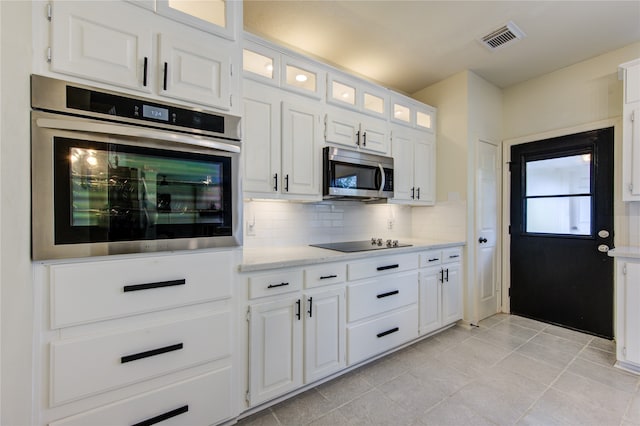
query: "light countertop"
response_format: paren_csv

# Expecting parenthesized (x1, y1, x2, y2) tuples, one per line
(239, 238, 465, 272)
(608, 246, 640, 259)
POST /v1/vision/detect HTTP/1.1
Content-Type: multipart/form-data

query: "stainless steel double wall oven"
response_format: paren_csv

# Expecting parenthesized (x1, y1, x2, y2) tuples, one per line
(31, 75, 242, 260)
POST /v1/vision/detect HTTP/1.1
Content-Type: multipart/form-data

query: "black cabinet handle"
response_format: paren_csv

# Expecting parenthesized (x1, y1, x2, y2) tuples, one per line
(478, 237, 487, 244)
(439, 269, 444, 283)
(131, 405, 189, 426)
(416, 187, 420, 200)
(123, 279, 185, 293)
(320, 274, 338, 280)
(428, 258, 439, 262)
(356, 130, 361, 146)
(307, 297, 313, 317)
(121, 343, 183, 364)
(143, 57, 148, 87)
(445, 268, 449, 282)
(295, 299, 301, 320)
(273, 173, 278, 191)
(377, 264, 399, 271)
(267, 282, 289, 289)
(449, 254, 460, 259)
(163, 62, 168, 90)
(363, 131, 367, 146)
(377, 290, 399, 299)
(377, 327, 399, 338)
(411, 187, 415, 199)
(285, 174, 289, 192)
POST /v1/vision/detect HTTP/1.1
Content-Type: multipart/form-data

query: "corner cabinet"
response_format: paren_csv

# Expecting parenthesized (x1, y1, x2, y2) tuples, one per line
(620, 59, 640, 201)
(47, 1, 238, 111)
(612, 250, 640, 374)
(391, 125, 436, 205)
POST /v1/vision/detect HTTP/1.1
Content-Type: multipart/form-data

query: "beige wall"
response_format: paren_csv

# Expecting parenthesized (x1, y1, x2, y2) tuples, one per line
(1, 1, 33, 424)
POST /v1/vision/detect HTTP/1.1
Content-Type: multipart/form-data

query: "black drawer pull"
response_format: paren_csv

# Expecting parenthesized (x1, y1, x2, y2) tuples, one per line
(449, 254, 460, 259)
(123, 279, 185, 293)
(142, 57, 148, 87)
(320, 274, 338, 280)
(377, 264, 399, 271)
(377, 327, 399, 338)
(121, 343, 183, 364)
(377, 290, 399, 299)
(163, 62, 168, 91)
(131, 405, 189, 426)
(267, 282, 289, 289)
(428, 258, 439, 262)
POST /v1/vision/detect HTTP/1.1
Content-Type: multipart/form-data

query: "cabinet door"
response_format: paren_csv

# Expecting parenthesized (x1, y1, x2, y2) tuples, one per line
(249, 296, 303, 406)
(360, 117, 389, 154)
(628, 107, 640, 199)
(391, 131, 415, 202)
(623, 262, 640, 364)
(50, 1, 152, 93)
(419, 267, 442, 335)
(158, 33, 231, 110)
(442, 263, 463, 325)
(304, 288, 346, 383)
(242, 82, 281, 195)
(413, 139, 435, 205)
(156, 0, 239, 41)
(281, 101, 320, 196)
(325, 112, 359, 148)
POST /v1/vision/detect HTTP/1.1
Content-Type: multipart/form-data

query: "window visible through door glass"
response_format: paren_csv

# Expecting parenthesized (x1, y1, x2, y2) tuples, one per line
(525, 153, 592, 235)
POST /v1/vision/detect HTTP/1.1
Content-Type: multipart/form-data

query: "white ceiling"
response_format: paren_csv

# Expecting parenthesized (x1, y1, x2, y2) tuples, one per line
(243, 1, 640, 94)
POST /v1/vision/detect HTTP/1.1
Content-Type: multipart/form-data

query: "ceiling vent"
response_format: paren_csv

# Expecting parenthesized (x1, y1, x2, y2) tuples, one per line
(480, 21, 526, 51)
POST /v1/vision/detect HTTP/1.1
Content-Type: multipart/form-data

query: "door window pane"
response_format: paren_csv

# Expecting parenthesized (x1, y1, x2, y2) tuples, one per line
(393, 103, 410, 123)
(331, 81, 355, 105)
(363, 93, 384, 114)
(524, 153, 593, 236)
(167, 0, 226, 28)
(243, 49, 274, 79)
(416, 111, 432, 129)
(285, 65, 316, 92)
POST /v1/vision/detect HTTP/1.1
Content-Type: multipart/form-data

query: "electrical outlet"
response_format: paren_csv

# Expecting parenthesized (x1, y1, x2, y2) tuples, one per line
(246, 220, 256, 236)
(387, 219, 394, 230)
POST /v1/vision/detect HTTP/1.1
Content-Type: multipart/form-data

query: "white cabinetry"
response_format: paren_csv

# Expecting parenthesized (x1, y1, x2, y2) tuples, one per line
(48, 1, 236, 111)
(242, 79, 322, 200)
(325, 110, 389, 154)
(620, 59, 640, 201)
(246, 264, 345, 406)
(33, 250, 235, 426)
(391, 125, 435, 205)
(613, 253, 640, 374)
(418, 248, 463, 335)
(155, 0, 239, 40)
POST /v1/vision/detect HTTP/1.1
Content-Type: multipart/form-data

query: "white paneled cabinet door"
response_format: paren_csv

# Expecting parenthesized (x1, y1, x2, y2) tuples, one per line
(623, 262, 640, 365)
(158, 34, 231, 110)
(50, 1, 153, 92)
(413, 139, 435, 204)
(442, 264, 463, 325)
(360, 118, 388, 154)
(391, 130, 414, 202)
(419, 267, 442, 335)
(243, 82, 281, 195)
(249, 296, 303, 406)
(304, 287, 346, 383)
(325, 112, 359, 149)
(281, 101, 320, 196)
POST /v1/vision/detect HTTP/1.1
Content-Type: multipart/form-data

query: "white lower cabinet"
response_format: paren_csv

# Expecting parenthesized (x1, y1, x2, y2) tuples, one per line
(33, 250, 235, 426)
(614, 257, 640, 373)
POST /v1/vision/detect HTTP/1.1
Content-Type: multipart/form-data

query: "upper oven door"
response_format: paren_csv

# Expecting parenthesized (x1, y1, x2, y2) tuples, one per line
(31, 111, 241, 260)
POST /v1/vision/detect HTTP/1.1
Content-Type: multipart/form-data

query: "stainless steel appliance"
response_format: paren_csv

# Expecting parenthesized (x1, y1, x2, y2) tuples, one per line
(31, 75, 242, 260)
(311, 238, 411, 252)
(322, 147, 394, 200)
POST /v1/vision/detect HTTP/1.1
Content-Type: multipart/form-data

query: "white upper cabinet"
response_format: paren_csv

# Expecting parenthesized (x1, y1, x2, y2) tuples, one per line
(48, 1, 238, 111)
(391, 126, 436, 205)
(156, 0, 239, 40)
(243, 43, 280, 86)
(390, 91, 436, 134)
(327, 73, 388, 119)
(281, 56, 325, 99)
(620, 59, 640, 201)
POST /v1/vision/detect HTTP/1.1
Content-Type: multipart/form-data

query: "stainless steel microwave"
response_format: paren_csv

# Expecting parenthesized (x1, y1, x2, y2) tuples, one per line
(322, 147, 394, 201)
(31, 75, 242, 260)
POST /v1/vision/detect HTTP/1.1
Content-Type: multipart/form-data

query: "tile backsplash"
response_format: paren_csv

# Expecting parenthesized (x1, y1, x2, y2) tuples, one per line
(243, 200, 412, 247)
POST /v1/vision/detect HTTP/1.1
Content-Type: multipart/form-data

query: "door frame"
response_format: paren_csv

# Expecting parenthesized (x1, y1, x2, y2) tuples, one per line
(501, 118, 622, 315)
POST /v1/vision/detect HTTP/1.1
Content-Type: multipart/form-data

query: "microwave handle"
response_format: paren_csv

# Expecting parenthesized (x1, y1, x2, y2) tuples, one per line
(378, 163, 386, 193)
(35, 118, 241, 154)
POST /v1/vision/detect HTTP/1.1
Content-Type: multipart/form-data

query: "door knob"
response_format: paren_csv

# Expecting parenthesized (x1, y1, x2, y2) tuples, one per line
(478, 237, 487, 244)
(597, 244, 610, 253)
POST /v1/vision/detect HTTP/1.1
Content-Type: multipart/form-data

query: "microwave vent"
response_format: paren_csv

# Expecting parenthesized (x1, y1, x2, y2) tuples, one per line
(480, 21, 526, 50)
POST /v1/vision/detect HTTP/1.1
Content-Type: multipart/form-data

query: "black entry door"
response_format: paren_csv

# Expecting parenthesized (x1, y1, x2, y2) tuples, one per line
(510, 128, 614, 338)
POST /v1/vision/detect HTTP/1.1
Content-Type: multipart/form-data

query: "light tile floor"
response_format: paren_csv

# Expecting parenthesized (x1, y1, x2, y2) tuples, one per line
(236, 314, 640, 426)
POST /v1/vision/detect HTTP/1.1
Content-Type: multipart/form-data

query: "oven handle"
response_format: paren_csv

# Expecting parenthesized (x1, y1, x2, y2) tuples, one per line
(35, 118, 241, 154)
(378, 163, 386, 193)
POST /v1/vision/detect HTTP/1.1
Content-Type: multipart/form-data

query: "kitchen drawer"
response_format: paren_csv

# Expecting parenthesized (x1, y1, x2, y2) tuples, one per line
(304, 263, 346, 289)
(442, 247, 462, 264)
(347, 253, 418, 281)
(347, 271, 418, 322)
(50, 251, 232, 328)
(50, 367, 232, 426)
(347, 305, 418, 365)
(248, 269, 303, 299)
(50, 311, 230, 406)
(419, 249, 443, 268)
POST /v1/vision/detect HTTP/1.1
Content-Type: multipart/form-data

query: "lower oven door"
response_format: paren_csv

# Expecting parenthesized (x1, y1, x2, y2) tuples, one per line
(31, 111, 241, 260)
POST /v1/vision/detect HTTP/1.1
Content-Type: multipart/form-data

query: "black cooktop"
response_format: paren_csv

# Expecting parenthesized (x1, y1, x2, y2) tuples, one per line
(310, 240, 412, 253)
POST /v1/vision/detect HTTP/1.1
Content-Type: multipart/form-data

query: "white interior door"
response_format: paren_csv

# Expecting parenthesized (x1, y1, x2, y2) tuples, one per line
(476, 140, 500, 320)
